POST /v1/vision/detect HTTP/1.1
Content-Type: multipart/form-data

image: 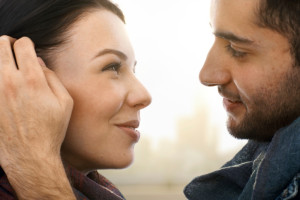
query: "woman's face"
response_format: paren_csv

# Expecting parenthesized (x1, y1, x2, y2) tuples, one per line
(50, 10, 151, 172)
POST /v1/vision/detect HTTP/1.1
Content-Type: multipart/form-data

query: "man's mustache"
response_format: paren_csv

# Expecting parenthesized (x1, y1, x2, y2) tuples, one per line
(218, 86, 243, 103)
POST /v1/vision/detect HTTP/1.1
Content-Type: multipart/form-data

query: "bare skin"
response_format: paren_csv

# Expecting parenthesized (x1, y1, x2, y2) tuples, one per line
(0, 36, 76, 199)
(200, 0, 297, 141)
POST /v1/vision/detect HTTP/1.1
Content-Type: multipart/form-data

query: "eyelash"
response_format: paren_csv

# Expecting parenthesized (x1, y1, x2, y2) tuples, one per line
(225, 45, 247, 58)
(102, 62, 122, 73)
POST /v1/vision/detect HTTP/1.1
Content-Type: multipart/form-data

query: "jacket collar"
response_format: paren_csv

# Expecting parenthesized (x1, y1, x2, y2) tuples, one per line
(184, 117, 300, 200)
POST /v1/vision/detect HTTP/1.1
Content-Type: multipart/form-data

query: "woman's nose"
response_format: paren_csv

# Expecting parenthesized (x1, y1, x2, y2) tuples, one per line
(127, 77, 152, 110)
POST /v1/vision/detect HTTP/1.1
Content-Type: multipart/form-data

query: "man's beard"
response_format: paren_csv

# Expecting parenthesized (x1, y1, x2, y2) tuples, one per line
(226, 66, 300, 142)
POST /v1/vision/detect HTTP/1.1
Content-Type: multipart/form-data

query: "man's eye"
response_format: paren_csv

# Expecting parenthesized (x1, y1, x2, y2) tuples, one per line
(102, 62, 122, 72)
(225, 45, 247, 58)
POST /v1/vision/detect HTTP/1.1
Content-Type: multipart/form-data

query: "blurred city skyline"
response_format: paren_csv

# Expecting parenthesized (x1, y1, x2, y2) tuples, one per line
(102, 1, 247, 199)
(102, 97, 246, 199)
(115, 0, 246, 153)
(103, 97, 246, 183)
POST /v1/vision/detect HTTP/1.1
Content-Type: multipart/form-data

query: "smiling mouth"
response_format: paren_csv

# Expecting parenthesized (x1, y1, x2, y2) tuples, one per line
(117, 126, 140, 142)
(218, 87, 244, 112)
(226, 98, 242, 103)
(115, 120, 140, 141)
(116, 120, 139, 129)
(218, 87, 242, 102)
(223, 98, 244, 112)
(124, 126, 137, 130)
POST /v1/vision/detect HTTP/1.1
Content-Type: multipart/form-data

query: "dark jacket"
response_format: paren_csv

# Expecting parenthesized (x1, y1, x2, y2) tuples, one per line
(184, 117, 300, 200)
(0, 165, 125, 200)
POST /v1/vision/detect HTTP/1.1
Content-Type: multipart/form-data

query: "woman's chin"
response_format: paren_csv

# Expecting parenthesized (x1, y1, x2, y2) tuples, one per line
(104, 156, 135, 170)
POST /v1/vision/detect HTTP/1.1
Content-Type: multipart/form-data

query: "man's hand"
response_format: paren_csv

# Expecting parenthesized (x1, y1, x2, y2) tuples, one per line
(0, 36, 75, 199)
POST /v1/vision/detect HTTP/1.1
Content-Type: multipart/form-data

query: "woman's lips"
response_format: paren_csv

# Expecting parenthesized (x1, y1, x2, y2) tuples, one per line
(117, 126, 140, 142)
(115, 120, 140, 142)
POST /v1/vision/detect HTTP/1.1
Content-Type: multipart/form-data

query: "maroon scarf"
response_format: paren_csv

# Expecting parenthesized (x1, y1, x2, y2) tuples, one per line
(0, 167, 125, 200)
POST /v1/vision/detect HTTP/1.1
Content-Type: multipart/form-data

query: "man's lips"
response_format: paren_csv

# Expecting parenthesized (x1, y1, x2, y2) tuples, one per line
(223, 97, 243, 112)
(223, 98, 242, 103)
(218, 87, 244, 112)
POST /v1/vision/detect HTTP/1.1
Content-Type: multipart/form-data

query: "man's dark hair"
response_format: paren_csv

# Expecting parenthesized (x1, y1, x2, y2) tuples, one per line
(0, 0, 125, 64)
(256, 0, 300, 66)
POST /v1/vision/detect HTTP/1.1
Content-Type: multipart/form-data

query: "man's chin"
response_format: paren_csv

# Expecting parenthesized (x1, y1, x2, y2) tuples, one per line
(228, 128, 273, 142)
(226, 117, 274, 142)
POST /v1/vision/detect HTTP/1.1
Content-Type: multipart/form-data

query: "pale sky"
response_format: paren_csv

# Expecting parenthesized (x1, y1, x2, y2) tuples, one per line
(112, 1, 246, 152)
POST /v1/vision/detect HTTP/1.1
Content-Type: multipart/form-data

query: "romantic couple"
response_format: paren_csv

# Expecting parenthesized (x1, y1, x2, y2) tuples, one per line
(0, 0, 299, 199)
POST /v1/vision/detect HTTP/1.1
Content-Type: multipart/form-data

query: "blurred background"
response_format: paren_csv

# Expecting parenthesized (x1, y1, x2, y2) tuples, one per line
(102, 1, 247, 199)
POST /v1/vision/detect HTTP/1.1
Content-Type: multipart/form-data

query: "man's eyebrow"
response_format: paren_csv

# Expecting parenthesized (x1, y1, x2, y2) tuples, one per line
(214, 31, 254, 44)
(93, 49, 128, 60)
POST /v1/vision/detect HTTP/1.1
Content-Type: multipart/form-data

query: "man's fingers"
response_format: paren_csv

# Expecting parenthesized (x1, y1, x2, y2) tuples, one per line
(42, 66, 73, 110)
(0, 35, 17, 72)
(13, 37, 49, 90)
(13, 37, 44, 75)
(37, 57, 47, 68)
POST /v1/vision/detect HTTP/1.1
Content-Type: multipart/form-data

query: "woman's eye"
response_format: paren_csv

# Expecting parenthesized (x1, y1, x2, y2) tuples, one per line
(102, 62, 122, 73)
(225, 44, 247, 58)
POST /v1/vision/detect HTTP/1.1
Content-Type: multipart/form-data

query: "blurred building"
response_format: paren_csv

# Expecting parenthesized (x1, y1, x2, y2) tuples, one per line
(101, 100, 244, 199)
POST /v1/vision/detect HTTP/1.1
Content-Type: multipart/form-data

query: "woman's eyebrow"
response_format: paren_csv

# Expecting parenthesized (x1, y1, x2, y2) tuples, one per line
(92, 48, 128, 60)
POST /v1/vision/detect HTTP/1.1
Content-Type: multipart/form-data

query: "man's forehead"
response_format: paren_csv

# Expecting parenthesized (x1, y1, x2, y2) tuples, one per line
(210, 0, 259, 23)
(209, 0, 261, 41)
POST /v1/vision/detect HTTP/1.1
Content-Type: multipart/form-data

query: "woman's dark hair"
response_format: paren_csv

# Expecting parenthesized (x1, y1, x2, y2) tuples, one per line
(0, 0, 125, 64)
(256, 0, 300, 67)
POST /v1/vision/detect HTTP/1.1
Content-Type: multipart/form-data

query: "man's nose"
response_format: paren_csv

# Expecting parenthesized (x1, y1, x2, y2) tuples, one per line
(199, 46, 231, 87)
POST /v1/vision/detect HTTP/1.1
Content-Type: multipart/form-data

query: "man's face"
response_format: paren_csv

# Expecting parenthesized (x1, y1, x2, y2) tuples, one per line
(200, 0, 300, 141)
